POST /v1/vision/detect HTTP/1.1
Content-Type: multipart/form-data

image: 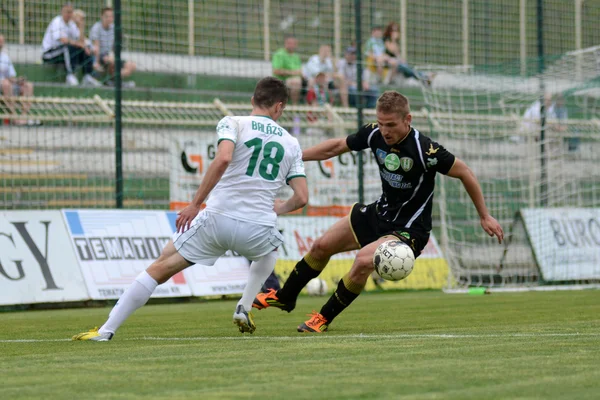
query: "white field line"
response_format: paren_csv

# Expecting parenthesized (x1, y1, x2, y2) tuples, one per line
(1, 332, 599, 343)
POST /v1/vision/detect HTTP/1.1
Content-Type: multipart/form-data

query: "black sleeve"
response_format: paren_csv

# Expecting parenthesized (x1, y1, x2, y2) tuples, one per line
(346, 123, 377, 151)
(421, 137, 456, 175)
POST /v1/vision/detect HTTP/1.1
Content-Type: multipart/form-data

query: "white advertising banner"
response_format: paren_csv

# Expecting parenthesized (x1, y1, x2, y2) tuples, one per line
(521, 208, 600, 281)
(0, 211, 89, 305)
(63, 210, 193, 299)
(169, 133, 382, 210)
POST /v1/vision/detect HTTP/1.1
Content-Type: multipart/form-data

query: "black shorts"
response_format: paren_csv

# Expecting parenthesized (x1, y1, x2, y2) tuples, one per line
(349, 202, 429, 258)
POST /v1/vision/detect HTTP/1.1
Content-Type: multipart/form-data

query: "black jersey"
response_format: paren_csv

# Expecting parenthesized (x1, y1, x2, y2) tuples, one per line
(346, 123, 456, 232)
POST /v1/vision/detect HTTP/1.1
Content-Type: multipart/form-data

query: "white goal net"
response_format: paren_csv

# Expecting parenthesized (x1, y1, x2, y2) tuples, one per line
(423, 45, 600, 288)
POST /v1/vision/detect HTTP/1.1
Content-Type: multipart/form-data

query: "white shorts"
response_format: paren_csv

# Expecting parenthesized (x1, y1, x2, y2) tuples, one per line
(173, 210, 283, 266)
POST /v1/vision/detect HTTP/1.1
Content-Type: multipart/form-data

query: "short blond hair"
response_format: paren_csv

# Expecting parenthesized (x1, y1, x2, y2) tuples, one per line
(376, 91, 410, 117)
(73, 9, 86, 19)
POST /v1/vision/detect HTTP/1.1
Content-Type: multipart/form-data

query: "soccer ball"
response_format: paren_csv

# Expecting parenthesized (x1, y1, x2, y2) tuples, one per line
(306, 278, 328, 296)
(373, 240, 415, 281)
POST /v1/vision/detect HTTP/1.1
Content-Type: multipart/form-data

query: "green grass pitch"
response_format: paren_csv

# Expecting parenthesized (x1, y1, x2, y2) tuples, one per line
(1, 291, 599, 399)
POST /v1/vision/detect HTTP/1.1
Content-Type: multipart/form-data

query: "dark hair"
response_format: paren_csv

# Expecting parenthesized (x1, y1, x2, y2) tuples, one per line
(383, 22, 399, 41)
(253, 77, 289, 108)
(101, 7, 113, 15)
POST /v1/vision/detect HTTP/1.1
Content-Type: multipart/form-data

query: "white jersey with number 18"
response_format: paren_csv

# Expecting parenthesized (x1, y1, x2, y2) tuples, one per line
(205, 115, 306, 227)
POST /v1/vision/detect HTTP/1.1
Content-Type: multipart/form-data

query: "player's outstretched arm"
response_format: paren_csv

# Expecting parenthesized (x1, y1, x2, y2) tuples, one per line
(446, 158, 504, 243)
(176, 140, 235, 233)
(274, 177, 308, 216)
(303, 138, 350, 161)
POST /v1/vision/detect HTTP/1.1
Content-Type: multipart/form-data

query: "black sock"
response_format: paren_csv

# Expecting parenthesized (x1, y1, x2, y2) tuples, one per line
(320, 274, 364, 323)
(277, 254, 329, 303)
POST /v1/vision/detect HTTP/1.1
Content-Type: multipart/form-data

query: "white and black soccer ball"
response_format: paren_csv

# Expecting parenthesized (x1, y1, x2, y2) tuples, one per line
(373, 240, 415, 281)
(306, 278, 328, 296)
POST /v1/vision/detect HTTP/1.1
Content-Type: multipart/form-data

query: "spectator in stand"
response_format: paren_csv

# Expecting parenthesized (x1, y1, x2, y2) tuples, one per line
(364, 26, 396, 84)
(272, 35, 303, 105)
(306, 71, 333, 107)
(305, 71, 333, 125)
(383, 22, 434, 87)
(90, 7, 136, 87)
(41, 3, 99, 86)
(72, 10, 92, 55)
(337, 46, 378, 108)
(0, 34, 37, 125)
(303, 44, 348, 107)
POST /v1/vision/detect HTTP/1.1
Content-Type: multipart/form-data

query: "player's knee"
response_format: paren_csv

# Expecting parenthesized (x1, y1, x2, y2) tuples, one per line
(310, 237, 333, 260)
(349, 254, 374, 280)
(147, 259, 171, 284)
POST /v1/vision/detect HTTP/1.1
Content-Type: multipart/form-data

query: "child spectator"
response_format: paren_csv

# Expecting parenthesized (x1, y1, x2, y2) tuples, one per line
(306, 72, 333, 124)
(364, 26, 396, 84)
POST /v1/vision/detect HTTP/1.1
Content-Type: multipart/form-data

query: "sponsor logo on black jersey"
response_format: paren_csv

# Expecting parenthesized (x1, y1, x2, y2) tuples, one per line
(376, 149, 387, 164)
(425, 143, 439, 156)
(384, 154, 401, 171)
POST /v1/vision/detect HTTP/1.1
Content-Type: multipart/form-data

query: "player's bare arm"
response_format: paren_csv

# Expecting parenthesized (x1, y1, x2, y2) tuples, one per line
(446, 158, 504, 243)
(176, 140, 235, 233)
(274, 177, 308, 216)
(302, 138, 350, 161)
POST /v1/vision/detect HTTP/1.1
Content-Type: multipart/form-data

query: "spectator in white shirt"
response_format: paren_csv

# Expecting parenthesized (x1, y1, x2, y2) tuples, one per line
(0, 34, 36, 125)
(303, 45, 348, 107)
(41, 3, 99, 86)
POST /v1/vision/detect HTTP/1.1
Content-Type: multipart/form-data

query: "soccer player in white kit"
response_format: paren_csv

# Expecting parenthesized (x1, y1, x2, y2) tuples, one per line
(73, 77, 308, 340)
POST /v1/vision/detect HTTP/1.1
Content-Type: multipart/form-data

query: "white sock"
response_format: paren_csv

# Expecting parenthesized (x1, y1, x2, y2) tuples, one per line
(238, 252, 277, 311)
(99, 270, 158, 335)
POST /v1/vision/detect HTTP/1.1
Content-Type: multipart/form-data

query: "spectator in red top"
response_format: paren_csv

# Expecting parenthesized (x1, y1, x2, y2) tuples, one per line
(306, 72, 333, 124)
(306, 72, 333, 107)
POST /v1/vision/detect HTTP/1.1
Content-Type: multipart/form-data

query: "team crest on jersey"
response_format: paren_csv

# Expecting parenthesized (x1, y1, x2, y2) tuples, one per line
(384, 154, 400, 171)
(376, 149, 387, 164)
(427, 158, 438, 168)
(400, 157, 413, 172)
(217, 119, 230, 132)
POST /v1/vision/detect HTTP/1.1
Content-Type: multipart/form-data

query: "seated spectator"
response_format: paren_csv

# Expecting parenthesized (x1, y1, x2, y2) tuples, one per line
(304, 44, 348, 107)
(337, 46, 379, 109)
(41, 3, 99, 86)
(72, 10, 93, 59)
(272, 36, 303, 105)
(383, 22, 434, 87)
(306, 72, 333, 107)
(90, 7, 136, 87)
(0, 34, 37, 125)
(364, 26, 396, 84)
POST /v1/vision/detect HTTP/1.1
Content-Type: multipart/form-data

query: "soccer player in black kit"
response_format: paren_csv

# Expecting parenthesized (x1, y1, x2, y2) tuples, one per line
(254, 91, 504, 332)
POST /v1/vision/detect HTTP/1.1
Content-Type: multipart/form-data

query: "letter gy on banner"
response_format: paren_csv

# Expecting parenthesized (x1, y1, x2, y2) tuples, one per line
(63, 210, 192, 299)
(0, 211, 88, 305)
